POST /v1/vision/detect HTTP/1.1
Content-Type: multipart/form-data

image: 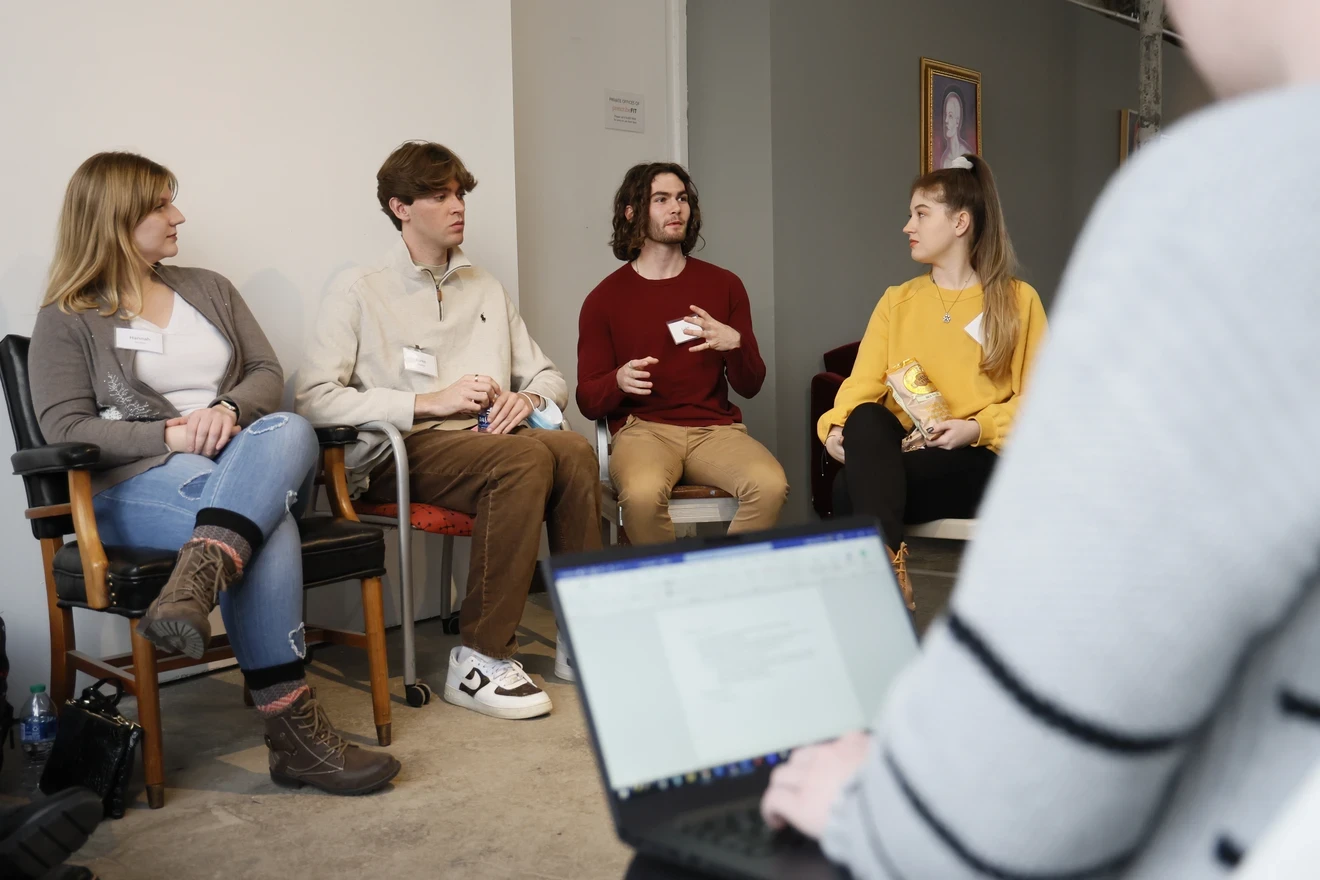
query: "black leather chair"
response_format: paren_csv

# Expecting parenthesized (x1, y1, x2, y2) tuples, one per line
(1, 335, 394, 810)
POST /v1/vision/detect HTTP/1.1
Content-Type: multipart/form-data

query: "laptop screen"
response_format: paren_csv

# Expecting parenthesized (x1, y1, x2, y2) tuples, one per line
(552, 525, 918, 796)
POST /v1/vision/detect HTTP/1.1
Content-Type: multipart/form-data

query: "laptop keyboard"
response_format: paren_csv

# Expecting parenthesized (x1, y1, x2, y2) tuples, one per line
(675, 805, 810, 859)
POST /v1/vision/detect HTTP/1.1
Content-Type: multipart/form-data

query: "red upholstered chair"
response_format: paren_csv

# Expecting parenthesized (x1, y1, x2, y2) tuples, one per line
(809, 341, 860, 519)
(346, 421, 471, 708)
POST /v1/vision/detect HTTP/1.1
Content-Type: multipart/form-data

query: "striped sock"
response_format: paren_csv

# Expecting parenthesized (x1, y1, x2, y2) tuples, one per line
(192, 507, 264, 573)
(244, 660, 309, 717)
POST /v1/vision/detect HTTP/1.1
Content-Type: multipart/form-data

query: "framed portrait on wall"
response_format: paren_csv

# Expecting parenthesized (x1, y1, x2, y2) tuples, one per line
(920, 58, 982, 174)
(1119, 109, 1140, 164)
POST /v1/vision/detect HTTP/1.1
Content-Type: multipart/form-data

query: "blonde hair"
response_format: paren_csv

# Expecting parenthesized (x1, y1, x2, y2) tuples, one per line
(912, 155, 1020, 381)
(42, 152, 178, 316)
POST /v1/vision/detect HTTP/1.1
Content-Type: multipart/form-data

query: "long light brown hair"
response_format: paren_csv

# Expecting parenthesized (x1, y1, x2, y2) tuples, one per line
(912, 155, 1020, 380)
(42, 152, 178, 316)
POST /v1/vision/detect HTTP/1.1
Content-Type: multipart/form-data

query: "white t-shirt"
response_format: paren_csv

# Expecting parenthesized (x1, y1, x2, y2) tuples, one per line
(130, 293, 232, 416)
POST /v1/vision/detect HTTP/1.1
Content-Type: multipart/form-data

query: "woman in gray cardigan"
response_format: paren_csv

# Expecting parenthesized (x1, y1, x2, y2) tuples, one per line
(30, 152, 399, 796)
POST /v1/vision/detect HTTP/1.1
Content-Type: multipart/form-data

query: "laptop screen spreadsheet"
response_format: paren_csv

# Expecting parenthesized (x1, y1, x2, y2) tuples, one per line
(554, 528, 918, 792)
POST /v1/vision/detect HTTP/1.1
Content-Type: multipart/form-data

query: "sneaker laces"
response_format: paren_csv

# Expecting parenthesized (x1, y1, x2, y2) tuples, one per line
(291, 698, 351, 758)
(891, 543, 910, 578)
(890, 543, 914, 608)
(476, 655, 537, 691)
(160, 542, 230, 605)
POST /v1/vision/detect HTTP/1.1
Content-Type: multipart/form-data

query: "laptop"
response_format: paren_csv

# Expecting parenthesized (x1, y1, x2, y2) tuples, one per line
(544, 518, 919, 880)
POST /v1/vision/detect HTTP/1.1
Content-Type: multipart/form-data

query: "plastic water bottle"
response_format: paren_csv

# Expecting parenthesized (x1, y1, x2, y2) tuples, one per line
(477, 408, 491, 432)
(19, 684, 57, 796)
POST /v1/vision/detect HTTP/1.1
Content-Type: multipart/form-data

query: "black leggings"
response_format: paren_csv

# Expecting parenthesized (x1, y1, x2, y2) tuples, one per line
(833, 403, 997, 551)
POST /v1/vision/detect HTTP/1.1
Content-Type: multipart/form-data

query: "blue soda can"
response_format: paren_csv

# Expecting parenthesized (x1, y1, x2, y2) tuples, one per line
(477, 409, 491, 432)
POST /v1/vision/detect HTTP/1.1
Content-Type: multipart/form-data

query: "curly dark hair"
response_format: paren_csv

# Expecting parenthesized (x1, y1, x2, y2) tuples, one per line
(610, 162, 702, 261)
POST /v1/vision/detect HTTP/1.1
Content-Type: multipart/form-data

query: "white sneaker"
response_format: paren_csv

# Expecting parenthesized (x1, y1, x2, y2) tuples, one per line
(555, 634, 576, 682)
(443, 646, 553, 720)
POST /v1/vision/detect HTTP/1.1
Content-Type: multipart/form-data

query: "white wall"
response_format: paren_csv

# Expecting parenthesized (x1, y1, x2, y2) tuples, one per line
(511, 0, 684, 439)
(0, 0, 519, 698)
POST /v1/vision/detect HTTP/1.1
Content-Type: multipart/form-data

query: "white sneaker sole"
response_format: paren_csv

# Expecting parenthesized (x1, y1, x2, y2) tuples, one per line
(442, 684, 553, 720)
(554, 656, 576, 682)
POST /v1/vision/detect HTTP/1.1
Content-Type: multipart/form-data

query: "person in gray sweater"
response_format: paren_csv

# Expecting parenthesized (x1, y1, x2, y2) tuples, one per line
(30, 152, 399, 797)
(760, 0, 1320, 877)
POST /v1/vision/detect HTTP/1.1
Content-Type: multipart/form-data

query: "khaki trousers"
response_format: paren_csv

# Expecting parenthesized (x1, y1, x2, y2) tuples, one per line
(366, 427, 600, 658)
(608, 417, 789, 544)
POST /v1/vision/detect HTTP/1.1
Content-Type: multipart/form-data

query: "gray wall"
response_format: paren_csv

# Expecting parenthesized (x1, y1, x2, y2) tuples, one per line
(687, 1, 778, 450)
(690, 0, 1210, 524)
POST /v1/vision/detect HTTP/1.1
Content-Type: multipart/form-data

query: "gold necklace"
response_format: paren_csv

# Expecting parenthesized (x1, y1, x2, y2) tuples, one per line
(931, 273, 976, 323)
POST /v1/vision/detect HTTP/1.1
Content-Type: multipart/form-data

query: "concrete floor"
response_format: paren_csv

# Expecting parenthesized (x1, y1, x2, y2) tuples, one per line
(31, 539, 963, 880)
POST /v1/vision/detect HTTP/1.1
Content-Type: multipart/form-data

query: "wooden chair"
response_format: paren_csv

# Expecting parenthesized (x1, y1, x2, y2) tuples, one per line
(809, 340, 976, 541)
(1, 334, 393, 810)
(595, 419, 738, 544)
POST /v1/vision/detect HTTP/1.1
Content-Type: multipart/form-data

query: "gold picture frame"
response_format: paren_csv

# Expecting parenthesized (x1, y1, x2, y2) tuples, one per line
(1119, 108, 1139, 164)
(920, 58, 982, 174)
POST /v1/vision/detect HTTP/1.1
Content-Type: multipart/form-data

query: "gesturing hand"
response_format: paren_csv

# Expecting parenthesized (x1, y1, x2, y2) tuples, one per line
(484, 390, 534, 435)
(925, 419, 980, 450)
(684, 305, 741, 353)
(760, 731, 873, 840)
(164, 405, 240, 458)
(824, 426, 845, 464)
(617, 357, 658, 396)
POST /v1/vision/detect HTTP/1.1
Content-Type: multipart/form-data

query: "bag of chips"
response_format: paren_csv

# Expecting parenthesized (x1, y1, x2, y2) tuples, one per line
(900, 427, 927, 452)
(885, 358, 952, 442)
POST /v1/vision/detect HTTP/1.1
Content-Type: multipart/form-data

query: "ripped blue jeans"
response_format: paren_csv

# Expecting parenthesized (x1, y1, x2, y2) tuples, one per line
(93, 412, 320, 672)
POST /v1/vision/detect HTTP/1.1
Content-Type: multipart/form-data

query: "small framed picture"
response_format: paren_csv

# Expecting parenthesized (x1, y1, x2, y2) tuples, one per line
(920, 58, 982, 174)
(1119, 109, 1140, 164)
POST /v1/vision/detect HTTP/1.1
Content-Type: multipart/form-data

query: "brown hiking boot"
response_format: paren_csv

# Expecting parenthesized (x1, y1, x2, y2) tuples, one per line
(136, 540, 237, 659)
(890, 542, 916, 611)
(264, 692, 401, 796)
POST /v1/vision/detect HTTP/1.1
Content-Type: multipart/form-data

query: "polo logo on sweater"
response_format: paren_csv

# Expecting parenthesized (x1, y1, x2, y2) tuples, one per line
(480, 313, 486, 323)
(459, 667, 489, 696)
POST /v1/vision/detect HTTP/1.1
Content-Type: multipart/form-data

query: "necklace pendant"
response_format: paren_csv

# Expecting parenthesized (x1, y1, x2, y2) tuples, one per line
(943, 314, 952, 323)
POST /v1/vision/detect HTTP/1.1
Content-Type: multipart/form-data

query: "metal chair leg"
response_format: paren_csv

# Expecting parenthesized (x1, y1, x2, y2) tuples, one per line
(439, 534, 458, 634)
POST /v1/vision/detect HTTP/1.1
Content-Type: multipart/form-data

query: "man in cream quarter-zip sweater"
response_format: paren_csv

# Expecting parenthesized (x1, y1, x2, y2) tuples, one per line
(296, 141, 600, 721)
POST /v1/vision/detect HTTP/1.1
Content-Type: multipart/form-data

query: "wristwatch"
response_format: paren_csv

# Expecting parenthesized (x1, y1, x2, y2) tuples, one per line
(213, 398, 240, 419)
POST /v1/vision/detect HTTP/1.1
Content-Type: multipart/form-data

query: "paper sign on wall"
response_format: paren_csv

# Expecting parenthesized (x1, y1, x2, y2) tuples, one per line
(605, 89, 645, 133)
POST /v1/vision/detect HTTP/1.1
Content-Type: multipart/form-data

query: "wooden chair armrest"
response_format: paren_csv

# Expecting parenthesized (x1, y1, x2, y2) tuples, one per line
(67, 470, 110, 609)
(12, 442, 100, 476)
(320, 447, 360, 522)
(314, 425, 359, 447)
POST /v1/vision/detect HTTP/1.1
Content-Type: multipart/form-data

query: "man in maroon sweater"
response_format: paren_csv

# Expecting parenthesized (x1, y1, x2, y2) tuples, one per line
(577, 163, 788, 543)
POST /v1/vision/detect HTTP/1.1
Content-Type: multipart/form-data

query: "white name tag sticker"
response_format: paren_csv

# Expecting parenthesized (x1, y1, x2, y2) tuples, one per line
(402, 347, 438, 377)
(964, 313, 985, 347)
(115, 327, 164, 354)
(666, 317, 703, 345)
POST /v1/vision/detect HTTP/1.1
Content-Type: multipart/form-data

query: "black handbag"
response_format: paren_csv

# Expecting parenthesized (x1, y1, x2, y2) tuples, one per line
(39, 679, 143, 818)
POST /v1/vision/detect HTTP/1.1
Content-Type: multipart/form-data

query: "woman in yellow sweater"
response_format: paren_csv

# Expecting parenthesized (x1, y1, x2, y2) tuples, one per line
(818, 154, 1046, 605)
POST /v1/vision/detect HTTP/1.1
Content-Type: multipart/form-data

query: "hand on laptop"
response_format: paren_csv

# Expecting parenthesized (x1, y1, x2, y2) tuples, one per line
(760, 730, 873, 839)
